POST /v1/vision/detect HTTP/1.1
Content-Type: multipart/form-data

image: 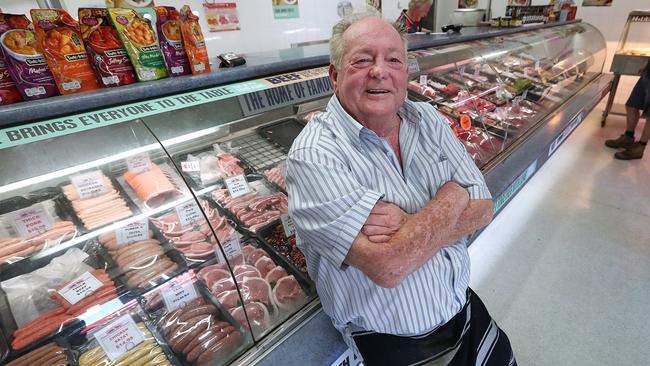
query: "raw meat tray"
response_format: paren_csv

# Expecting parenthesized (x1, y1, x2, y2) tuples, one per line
(222, 133, 286, 172)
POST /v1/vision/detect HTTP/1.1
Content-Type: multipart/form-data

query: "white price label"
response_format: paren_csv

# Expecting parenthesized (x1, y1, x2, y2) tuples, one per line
(57, 271, 104, 305)
(535, 60, 540, 70)
(459, 65, 466, 76)
(125, 153, 151, 174)
(94, 314, 144, 362)
(161, 276, 199, 311)
(419, 74, 427, 86)
(224, 174, 251, 199)
(181, 160, 201, 172)
(407, 58, 419, 74)
(115, 219, 149, 245)
(522, 89, 529, 100)
(280, 214, 296, 238)
(175, 201, 203, 226)
(10, 205, 54, 237)
(71, 171, 108, 199)
(220, 234, 241, 260)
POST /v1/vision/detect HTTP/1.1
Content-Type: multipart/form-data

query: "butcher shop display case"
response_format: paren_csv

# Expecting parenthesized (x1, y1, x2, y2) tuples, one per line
(0, 20, 611, 366)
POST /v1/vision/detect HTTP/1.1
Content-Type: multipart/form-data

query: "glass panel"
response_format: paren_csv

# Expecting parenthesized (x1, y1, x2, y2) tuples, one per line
(143, 94, 317, 341)
(407, 23, 605, 168)
(0, 120, 253, 363)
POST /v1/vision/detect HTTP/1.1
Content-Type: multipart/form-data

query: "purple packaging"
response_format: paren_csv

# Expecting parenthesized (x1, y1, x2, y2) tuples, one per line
(153, 7, 190, 77)
(0, 14, 59, 101)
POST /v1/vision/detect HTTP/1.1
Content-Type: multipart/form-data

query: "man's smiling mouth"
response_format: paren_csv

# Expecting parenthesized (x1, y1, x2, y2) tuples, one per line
(367, 89, 389, 94)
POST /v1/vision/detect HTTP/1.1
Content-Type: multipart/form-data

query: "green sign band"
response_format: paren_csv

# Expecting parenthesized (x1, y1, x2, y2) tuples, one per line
(0, 79, 269, 150)
(493, 160, 537, 214)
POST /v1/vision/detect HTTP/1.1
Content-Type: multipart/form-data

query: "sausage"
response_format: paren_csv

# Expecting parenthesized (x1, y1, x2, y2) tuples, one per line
(67, 289, 119, 317)
(181, 326, 218, 355)
(34, 351, 69, 365)
(195, 330, 241, 364)
(185, 329, 229, 363)
(114, 241, 162, 261)
(134, 261, 178, 289)
(113, 340, 156, 366)
(12, 315, 75, 350)
(5, 342, 60, 366)
(177, 304, 217, 323)
(169, 314, 213, 342)
(128, 346, 165, 366)
(126, 260, 172, 288)
(118, 249, 164, 270)
(170, 316, 212, 353)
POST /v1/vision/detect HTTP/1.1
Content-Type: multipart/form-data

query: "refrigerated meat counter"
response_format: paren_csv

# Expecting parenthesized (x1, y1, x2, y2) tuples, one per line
(0, 20, 611, 366)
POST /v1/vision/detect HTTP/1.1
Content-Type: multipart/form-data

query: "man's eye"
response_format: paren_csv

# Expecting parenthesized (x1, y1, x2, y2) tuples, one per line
(389, 58, 403, 63)
(353, 59, 371, 65)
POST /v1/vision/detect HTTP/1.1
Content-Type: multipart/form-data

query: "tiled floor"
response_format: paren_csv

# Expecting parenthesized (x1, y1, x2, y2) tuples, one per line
(469, 104, 650, 365)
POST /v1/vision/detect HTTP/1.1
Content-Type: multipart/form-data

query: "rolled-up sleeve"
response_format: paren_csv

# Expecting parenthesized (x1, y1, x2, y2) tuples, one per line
(286, 147, 382, 269)
(430, 109, 492, 200)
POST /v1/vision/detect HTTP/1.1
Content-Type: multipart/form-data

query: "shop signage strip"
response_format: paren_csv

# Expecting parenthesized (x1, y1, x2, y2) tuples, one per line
(0, 67, 329, 151)
(493, 159, 538, 214)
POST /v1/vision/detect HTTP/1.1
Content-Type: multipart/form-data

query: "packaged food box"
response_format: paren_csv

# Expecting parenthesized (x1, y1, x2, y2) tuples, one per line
(0, 14, 24, 105)
(0, 13, 58, 101)
(179, 5, 210, 75)
(154, 6, 191, 77)
(108, 7, 167, 81)
(78, 8, 137, 88)
(30, 9, 99, 95)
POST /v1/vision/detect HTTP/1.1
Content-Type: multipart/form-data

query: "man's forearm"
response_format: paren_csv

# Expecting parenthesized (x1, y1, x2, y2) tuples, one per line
(439, 199, 493, 246)
(345, 182, 469, 287)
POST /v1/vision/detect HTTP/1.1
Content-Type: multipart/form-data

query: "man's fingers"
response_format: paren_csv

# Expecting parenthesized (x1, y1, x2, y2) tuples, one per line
(362, 224, 395, 236)
(367, 234, 391, 243)
(365, 213, 391, 227)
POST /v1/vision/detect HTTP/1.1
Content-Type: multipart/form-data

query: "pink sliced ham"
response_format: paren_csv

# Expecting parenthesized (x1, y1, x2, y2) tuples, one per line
(264, 266, 288, 285)
(241, 277, 272, 305)
(255, 256, 275, 278)
(272, 275, 307, 312)
(231, 302, 270, 333)
(197, 266, 231, 288)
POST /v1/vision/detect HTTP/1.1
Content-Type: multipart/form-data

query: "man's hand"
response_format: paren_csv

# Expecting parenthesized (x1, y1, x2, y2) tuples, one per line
(362, 201, 409, 242)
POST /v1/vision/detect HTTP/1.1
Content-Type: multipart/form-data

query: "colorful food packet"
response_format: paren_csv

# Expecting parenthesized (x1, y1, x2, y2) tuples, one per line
(0, 14, 25, 105)
(79, 8, 136, 88)
(108, 7, 168, 81)
(0, 12, 58, 101)
(154, 6, 191, 77)
(30, 9, 99, 95)
(179, 5, 211, 75)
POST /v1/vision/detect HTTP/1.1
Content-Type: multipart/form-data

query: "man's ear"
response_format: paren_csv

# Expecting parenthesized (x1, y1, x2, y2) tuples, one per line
(329, 64, 338, 91)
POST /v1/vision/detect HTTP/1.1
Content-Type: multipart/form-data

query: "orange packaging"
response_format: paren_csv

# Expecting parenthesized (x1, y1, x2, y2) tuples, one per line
(179, 5, 210, 75)
(460, 114, 472, 131)
(30, 9, 99, 95)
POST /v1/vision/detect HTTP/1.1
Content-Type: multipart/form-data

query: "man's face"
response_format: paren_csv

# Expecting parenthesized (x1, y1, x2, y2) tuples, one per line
(329, 17, 408, 125)
(412, 3, 431, 21)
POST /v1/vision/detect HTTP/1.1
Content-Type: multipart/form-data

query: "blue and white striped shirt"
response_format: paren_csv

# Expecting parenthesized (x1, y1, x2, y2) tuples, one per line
(286, 96, 491, 345)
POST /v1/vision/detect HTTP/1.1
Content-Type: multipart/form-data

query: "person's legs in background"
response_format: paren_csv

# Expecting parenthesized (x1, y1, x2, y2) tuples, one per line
(615, 114, 649, 160)
(605, 75, 646, 152)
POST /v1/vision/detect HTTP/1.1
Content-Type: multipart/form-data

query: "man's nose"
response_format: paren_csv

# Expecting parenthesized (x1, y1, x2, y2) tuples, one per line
(369, 61, 388, 79)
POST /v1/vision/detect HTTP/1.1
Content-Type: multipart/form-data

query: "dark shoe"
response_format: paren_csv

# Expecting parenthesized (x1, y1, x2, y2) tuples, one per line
(605, 134, 634, 149)
(614, 143, 645, 160)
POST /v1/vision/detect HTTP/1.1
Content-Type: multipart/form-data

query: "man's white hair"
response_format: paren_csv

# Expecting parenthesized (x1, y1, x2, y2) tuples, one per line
(329, 12, 408, 71)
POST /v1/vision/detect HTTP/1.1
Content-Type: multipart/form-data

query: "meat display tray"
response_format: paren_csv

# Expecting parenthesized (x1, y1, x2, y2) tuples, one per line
(171, 144, 254, 191)
(225, 133, 286, 172)
(257, 223, 310, 281)
(258, 118, 304, 153)
(0, 242, 128, 361)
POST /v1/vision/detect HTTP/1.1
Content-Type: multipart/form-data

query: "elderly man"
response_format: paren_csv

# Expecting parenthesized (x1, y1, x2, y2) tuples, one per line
(286, 14, 516, 366)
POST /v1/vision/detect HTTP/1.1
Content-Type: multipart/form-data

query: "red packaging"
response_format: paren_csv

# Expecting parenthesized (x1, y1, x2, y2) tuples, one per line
(79, 8, 136, 87)
(31, 8, 99, 95)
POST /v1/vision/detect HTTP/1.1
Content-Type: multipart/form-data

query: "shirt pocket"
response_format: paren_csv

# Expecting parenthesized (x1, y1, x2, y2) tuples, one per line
(427, 158, 451, 195)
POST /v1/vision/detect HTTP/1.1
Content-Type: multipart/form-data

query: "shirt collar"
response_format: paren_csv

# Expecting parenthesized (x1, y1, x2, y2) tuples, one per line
(327, 94, 423, 147)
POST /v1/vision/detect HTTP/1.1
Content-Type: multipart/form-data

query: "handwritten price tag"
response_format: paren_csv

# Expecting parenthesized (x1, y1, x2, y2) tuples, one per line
(94, 315, 144, 362)
(419, 74, 428, 86)
(280, 214, 296, 238)
(407, 58, 419, 74)
(115, 220, 149, 245)
(58, 271, 103, 305)
(125, 153, 151, 174)
(10, 204, 54, 237)
(224, 174, 251, 199)
(181, 160, 201, 172)
(175, 201, 203, 226)
(161, 276, 199, 311)
(71, 171, 108, 199)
